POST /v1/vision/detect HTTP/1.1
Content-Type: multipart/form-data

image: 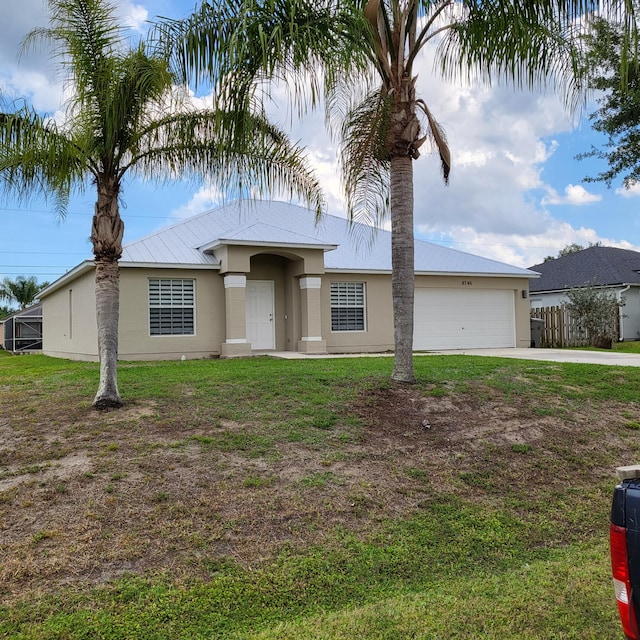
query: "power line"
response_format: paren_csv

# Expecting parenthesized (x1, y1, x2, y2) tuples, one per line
(0, 206, 167, 220)
(0, 251, 88, 255)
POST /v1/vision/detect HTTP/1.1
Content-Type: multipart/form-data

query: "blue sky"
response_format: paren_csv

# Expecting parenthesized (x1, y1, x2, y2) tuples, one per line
(2, 0, 640, 288)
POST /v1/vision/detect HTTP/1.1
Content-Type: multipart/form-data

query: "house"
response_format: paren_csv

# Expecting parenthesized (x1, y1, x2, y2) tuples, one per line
(40, 200, 537, 361)
(529, 246, 640, 341)
(2, 303, 43, 353)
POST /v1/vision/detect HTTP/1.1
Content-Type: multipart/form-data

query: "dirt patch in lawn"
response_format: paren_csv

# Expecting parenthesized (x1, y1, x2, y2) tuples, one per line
(0, 382, 635, 603)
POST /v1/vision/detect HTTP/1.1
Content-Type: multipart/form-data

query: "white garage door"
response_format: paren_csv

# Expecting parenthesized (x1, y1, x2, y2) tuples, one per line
(414, 288, 515, 350)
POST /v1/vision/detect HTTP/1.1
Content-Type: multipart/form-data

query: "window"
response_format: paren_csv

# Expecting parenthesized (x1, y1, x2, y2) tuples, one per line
(330, 282, 365, 331)
(149, 278, 195, 336)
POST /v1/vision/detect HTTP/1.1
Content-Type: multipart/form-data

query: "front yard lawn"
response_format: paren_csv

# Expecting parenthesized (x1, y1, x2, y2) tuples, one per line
(0, 353, 635, 638)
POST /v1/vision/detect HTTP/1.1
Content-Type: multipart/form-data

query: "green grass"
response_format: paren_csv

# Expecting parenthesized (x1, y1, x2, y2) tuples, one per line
(576, 340, 640, 354)
(0, 352, 637, 638)
(0, 513, 617, 639)
(612, 341, 640, 353)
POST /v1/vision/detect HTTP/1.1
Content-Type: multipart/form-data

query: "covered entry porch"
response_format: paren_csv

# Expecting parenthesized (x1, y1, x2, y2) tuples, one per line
(203, 241, 333, 357)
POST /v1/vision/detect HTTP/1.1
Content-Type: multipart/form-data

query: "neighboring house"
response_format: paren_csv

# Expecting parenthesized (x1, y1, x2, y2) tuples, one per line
(2, 303, 43, 352)
(39, 201, 537, 361)
(529, 246, 640, 341)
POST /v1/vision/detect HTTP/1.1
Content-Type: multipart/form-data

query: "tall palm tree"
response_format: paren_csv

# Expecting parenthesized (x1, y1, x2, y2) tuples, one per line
(0, 276, 48, 310)
(162, 0, 608, 383)
(0, 0, 323, 409)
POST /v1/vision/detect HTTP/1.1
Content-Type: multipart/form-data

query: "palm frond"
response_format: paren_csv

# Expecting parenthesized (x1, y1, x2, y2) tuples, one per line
(155, 0, 372, 117)
(436, 0, 590, 112)
(103, 44, 175, 168)
(23, 0, 124, 112)
(339, 88, 391, 235)
(126, 107, 325, 218)
(0, 103, 87, 216)
(416, 98, 450, 183)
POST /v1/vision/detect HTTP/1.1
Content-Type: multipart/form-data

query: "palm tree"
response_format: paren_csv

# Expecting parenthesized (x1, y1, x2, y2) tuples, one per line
(0, 0, 323, 409)
(0, 276, 48, 310)
(162, 0, 606, 383)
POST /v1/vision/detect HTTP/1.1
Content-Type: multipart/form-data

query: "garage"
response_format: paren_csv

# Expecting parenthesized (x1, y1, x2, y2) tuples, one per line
(413, 288, 516, 350)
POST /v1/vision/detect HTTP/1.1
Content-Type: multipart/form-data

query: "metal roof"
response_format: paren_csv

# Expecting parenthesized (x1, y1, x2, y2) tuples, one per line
(121, 200, 535, 278)
(529, 246, 640, 292)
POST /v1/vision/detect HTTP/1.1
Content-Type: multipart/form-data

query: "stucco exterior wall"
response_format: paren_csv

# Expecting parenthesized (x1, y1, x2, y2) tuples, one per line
(118, 267, 225, 360)
(322, 273, 531, 353)
(42, 269, 98, 360)
(415, 275, 531, 349)
(322, 273, 394, 353)
(529, 291, 566, 309)
(42, 257, 533, 361)
(247, 254, 289, 351)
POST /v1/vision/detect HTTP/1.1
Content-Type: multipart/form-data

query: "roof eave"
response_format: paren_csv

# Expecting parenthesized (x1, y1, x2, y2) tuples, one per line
(324, 268, 536, 278)
(531, 282, 640, 294)
(200, 239, 338, 253)
(118, 261, 220, 271)
(38, 261, 95, 298)
(416, 270, 538, 278)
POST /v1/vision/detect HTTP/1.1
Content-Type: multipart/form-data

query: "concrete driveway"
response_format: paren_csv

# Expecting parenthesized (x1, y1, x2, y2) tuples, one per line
(425, 348, 640, 367)
(272, 348, 640, 366)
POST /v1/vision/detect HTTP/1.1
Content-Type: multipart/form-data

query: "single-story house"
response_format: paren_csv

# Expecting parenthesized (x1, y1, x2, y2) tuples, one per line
(529, 246, 640, 341)
(40, 200, 538, 361)
(2, 303, 43, 353)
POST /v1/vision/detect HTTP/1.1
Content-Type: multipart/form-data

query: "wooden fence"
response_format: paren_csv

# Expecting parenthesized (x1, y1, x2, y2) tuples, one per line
(530, 305, 589, 348)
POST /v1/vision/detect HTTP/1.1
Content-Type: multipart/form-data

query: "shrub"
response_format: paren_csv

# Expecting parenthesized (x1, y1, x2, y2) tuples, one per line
(565, 286, 623, 348)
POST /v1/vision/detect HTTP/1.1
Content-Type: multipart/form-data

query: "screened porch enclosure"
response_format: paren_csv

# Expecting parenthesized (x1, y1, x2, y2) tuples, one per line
(2, 304, 43, 352)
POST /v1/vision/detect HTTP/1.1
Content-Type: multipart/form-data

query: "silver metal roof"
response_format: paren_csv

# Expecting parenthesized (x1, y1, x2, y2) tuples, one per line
(118, 200, 535, 277)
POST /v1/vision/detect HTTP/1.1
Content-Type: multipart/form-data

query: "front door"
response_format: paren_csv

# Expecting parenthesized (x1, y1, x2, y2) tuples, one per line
(246, 280, 275, 350)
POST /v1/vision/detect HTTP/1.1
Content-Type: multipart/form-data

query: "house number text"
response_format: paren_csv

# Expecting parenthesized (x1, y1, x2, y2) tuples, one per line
(461, 280, 473, 286)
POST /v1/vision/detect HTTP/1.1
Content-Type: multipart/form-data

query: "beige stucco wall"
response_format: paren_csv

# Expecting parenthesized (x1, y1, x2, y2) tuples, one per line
(43, 266, 226, 361)
(322, 273, 532, 353)
(413, 274, 532, 349)
(248, 254, 289, 351)
(118, 267, 225, 360)
(322, 273, 394, 353)
(215, 245, 325, 276)
(43, 269, 98, 360)
(42, 254, 532, 362)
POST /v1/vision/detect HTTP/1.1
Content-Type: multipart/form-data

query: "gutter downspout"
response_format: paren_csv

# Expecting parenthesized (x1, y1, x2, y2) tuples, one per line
(618, 285, 631, 341)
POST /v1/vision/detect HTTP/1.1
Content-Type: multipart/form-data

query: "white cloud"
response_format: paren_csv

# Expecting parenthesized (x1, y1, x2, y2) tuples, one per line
(420, 223, 639, 269)
(167, 185, 223, 222)
(542, 184, 602, 205)
(0, 0, 153, 112)
(616, 182, 640, 198)
(457, 150, 495, 167)
(118, 2, 149, 31)
(5, 0, 638, 272)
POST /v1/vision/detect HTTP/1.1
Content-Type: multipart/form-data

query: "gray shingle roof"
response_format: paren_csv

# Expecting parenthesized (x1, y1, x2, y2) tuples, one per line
(529, 246, 640, 292)
(121, 200, 535, 277)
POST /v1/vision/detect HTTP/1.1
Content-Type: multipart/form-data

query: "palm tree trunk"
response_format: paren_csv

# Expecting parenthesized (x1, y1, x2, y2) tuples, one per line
(91, 178, 124, 410)
(390, 153, 416, 384)
(93, 257, 123, 409)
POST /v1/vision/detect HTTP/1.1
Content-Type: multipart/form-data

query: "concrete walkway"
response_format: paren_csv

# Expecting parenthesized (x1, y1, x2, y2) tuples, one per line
(269, 348, 640, 366)
(425, 348, 640, 367)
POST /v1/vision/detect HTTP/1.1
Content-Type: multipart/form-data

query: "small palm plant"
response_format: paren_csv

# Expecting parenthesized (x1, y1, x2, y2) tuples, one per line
(0, 276, 48, 310)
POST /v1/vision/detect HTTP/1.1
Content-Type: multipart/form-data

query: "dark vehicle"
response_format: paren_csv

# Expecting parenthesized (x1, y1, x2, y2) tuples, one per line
(611, 466, 640, 639)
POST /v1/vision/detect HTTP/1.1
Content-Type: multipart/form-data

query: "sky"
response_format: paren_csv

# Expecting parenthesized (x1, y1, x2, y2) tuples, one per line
(1, 0, 640, 290)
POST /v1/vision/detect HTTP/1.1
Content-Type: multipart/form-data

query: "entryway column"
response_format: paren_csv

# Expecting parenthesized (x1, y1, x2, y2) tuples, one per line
(297, 276, 327, 354)
(221, 274, 252, 357)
